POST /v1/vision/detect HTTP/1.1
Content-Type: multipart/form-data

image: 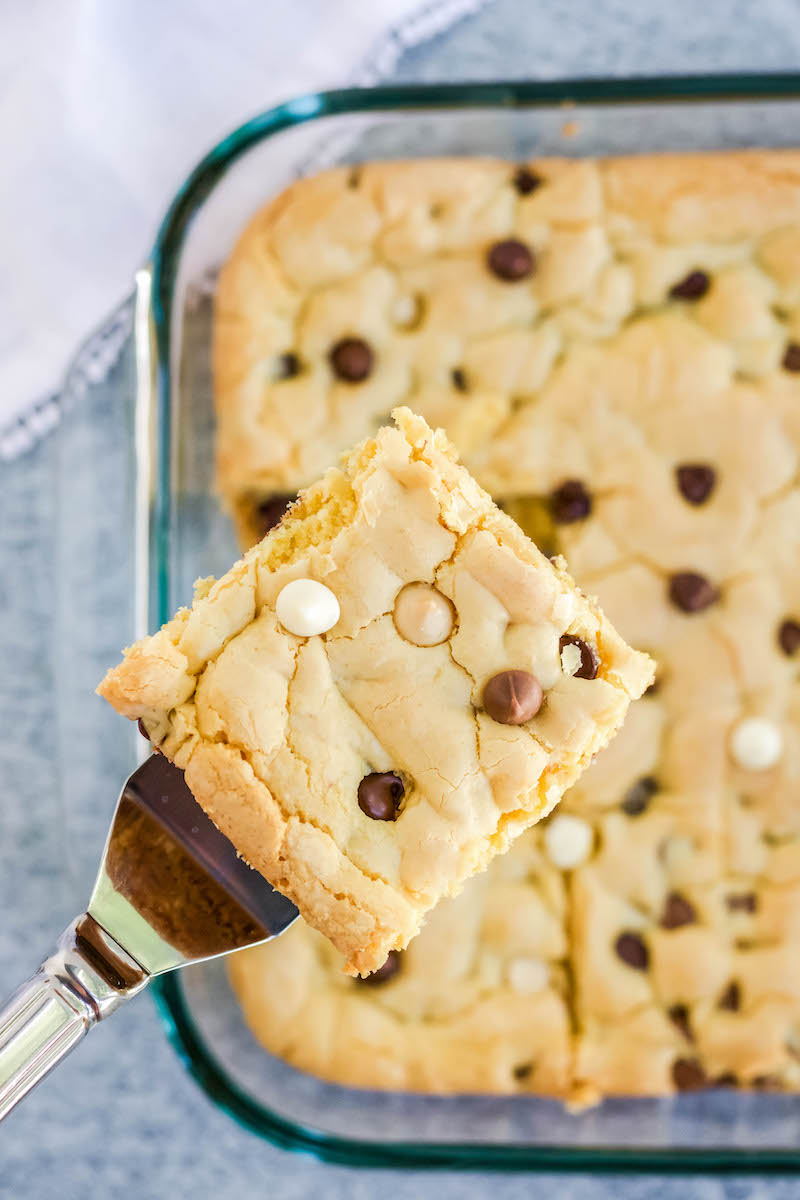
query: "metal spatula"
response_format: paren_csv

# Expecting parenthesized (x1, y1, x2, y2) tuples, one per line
(0, 754, 297, 1120)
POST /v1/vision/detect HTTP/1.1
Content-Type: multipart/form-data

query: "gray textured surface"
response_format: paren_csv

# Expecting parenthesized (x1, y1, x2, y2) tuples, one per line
(4, 0, 800, 1195)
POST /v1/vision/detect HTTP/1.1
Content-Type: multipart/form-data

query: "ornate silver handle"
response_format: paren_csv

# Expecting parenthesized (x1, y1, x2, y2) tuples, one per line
(0, 914, 148, 1121)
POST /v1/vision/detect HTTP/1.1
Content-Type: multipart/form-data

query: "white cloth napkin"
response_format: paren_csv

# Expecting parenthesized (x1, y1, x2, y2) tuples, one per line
(0, 0, 486, 457)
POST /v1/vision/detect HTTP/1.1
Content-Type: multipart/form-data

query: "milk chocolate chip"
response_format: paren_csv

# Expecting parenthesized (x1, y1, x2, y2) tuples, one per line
(614, 931, 649, 970)
(451, 367, 468, 392)
(726, 893, 757, 913)
(559, 634, 599, 680)
(550, 480, 592, 524)
(719, 981, 741, 1011)
(669, 271, 710, 301)
(668, 572, 718, 614)
(782, 342, 800, 372)
(329, 337, 374, 382)
(487, 239, 535, 281)
(778, 618, 800, 656)
(357, 772, 404, 821)
(275, 352, 301, 379)
(512, 166, 543, 196)
(483, 670, 543, 725)
(675, 463, 716, 505)
(668, 1003, 694, 1041)
(255, 494, 295, 537)
(661, 891, 697, 929)
(672, 1058, 708, 1091)
(360, 950, 402, 985)
(622, 776, 658, 816)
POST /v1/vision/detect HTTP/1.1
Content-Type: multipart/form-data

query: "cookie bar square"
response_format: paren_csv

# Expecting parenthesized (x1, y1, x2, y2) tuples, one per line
(98, 409, 652, 975)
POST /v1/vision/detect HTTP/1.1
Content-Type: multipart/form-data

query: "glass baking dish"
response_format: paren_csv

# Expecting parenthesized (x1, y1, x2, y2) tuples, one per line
(134, 76, 800, 1171)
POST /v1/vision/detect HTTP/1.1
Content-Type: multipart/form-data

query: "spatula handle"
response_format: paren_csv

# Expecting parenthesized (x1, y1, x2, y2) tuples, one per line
(0, 914, 148, 1121)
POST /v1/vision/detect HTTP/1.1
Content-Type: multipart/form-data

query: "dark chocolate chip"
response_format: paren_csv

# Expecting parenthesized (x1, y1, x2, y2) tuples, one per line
(660, 891, 697, 929)
(753, 1074, 783, 1091)
(614, 931, 649, 970)
(513, 167, 543, 196)
(275, 352, 301, 379)
(782, 342, 800, 372)
(668, 1003, 694, 1042)
(672, 1057, 708, 1092)
(359, 949, 402, 985)
(669, 271, 710, 301)
(719, 981, 741, 1012)
(255, 494, 296, 537)
(513, 1062, 533, 1081)
(559, 634, 599, 680)
(621, 775, 659, 816)
(550, 479, 592, 524)
(487, 238, 535, 281)
(714, 1072, 739, 1087)
(357, 772, 404, 821)
(482, 670, 543, 725)
(675, 463, 716, 505)
(778, 618, 800, 657)
(668, 571, 719, 614)
(137, 719, 150, 742)
(451, 367, 468, 392)
(329, 337, 374, 382)
(726, 893, 757, 913)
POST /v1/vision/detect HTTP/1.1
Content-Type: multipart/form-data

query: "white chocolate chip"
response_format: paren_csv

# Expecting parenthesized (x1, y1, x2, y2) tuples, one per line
(393, 582, 455, 647)
(392, 294, 419, 328)
(544, 813, 594, 869)
(729, 717, 783, 771)
(560, 642, 582, 676)
(276, 579, 340, 637)
(508, 956, 550, 994)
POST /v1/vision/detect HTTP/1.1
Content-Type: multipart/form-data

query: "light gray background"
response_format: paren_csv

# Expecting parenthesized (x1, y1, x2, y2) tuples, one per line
(4, 0, 800, 1196)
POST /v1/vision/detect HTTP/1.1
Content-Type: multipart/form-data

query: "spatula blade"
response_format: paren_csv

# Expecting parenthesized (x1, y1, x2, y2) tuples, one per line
(88, 754, 297, 975)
